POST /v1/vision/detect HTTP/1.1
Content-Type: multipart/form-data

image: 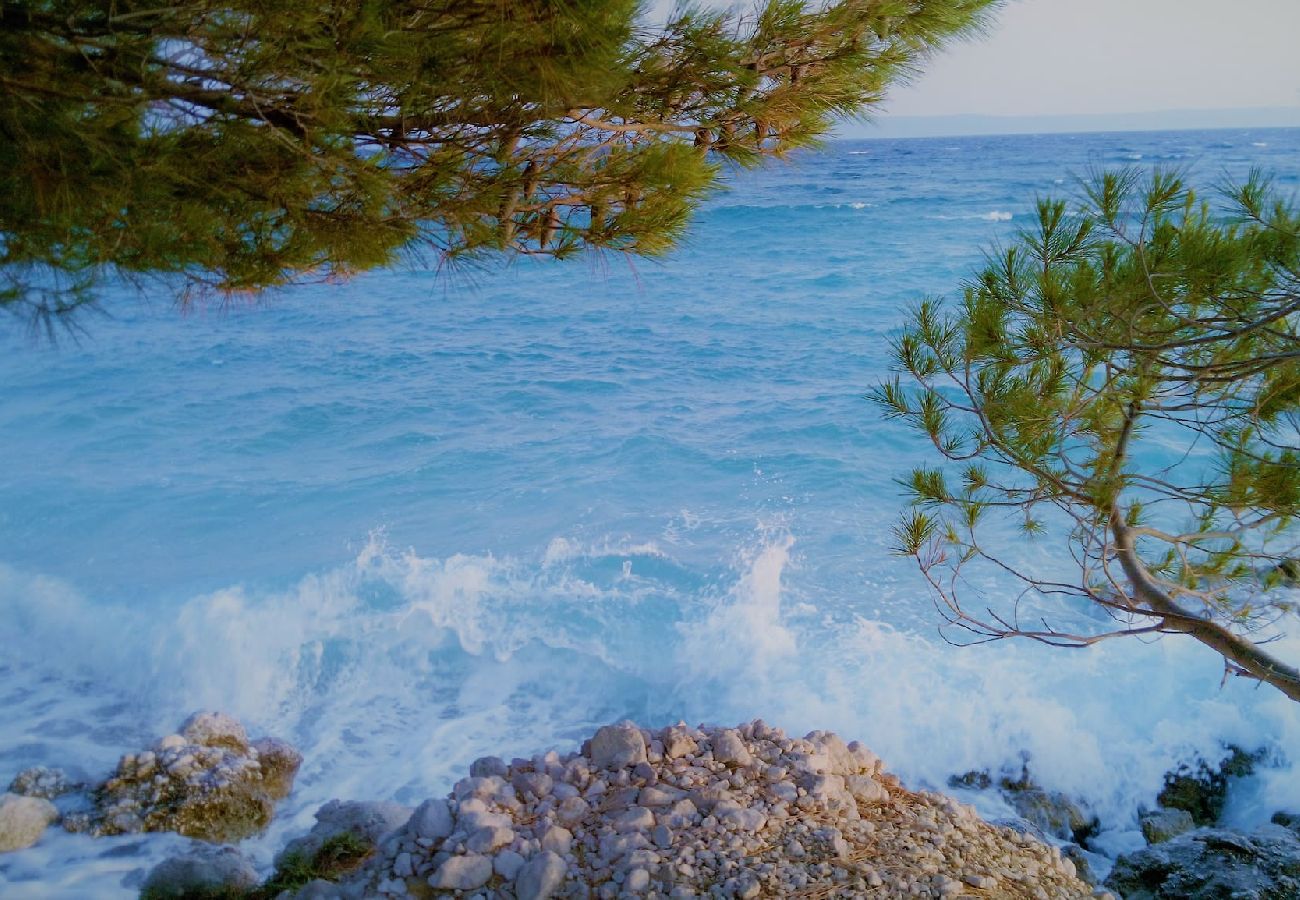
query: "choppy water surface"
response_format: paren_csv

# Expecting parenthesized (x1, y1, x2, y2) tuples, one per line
(2, 129, 1299, 895)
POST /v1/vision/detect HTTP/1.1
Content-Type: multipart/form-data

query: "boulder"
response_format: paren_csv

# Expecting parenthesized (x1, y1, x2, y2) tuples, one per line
(1106, 825, 1300, 899)
(516, 849, 567, 900)
(0, 792, 58, 853)
(589, 723, 647, 770)
(139, 845, 259, 899)
(65, 712, 301, 843)
(1000, 783, 1097, 844)
(1140, 807, 1196, 844)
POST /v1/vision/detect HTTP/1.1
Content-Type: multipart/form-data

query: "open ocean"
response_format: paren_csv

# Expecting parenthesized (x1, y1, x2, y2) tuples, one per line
(2, 127, 1299, 895)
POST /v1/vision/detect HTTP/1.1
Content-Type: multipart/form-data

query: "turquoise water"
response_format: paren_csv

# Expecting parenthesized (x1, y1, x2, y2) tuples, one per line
(2, 129, 1299, 894)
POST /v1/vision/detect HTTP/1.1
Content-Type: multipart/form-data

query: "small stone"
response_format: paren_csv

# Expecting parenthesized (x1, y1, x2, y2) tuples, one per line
(428, 854, 492, 891)
(0, 793, 58, 853)
(539, 824, 573, 854)
(493, 848, 524, 880)
(652, 824, 674, 849)
(515, 849, 567, 900)
(625, 867, 651, 893)
(590, 724, 648, 770)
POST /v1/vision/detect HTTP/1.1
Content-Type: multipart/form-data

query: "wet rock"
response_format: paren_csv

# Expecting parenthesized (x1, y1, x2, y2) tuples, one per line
(139, 845, 259, 899)
(276, 800, 410, 871)
(947, 769, 993, 791)
(8, 766, 77, 800)
(1000, 770, 1098, 844)
(1157, 745, 1263, 826)
(1140, 807, 1196, 844)
(72, 712, 300, 843)
(1106, 824, 1300, 899)
(0, 792, 58, 852)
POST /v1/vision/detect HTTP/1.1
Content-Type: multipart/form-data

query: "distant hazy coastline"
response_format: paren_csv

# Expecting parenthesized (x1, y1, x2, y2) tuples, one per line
(844, 106, 1300, 140)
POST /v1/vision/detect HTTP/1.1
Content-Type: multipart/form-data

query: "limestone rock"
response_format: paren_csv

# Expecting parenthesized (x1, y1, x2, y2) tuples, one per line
(0, 792, 58, 853)
(516, 849, 566, 900)
(589, 723, 647, 770)
(1106, 824, 1300, 899)
(428, 853, 492, 890)
(181, 711, 250, 753)
(71, 712, 300, 842)
(139, 845, 259, 899)
(8, 766, 77, 800)
(1140, 807, 1196, 844)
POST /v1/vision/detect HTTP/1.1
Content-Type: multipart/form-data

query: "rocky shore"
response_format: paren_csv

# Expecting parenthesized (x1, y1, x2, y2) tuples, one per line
(2, 715, 1298, 898)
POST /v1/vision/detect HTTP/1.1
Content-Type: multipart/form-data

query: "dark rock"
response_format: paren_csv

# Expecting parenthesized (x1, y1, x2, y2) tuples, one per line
(947, 770, 992, 791)
(1105, 824, 1300, 899)
(1062, 843, 1099, 887)
(1272, 810, 1300, 834)
(998, 769, 1098, 845)
(139, 845, 258, 899)
(1140, 807, 1196, 844)
(1157, 745, 1263, 826)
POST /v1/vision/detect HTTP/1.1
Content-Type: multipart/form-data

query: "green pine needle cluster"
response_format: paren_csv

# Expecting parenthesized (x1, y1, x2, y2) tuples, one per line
(874, 169, 1300, 701)
(0, 0, 997, 329)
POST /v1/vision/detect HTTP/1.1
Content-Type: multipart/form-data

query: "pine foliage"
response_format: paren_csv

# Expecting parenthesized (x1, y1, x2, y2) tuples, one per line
(0, 0, 995, 328)
(875, 170, 1300, 702)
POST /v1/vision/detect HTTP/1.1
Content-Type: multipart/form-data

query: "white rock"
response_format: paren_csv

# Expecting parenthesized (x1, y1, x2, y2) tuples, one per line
(846, 775, 889, 805)
(428, 854, 492, 891)
(408, 798, 453, 841)
(590, 724, 647, 770)
(515, 849, 566, 900)
(0, 793, 57, 853)
(662, 726, 698, 760)
(466, 824, 513, 853)
(625, 867, 651, 893)
(613, 807, 656, 833)
(712, 730, 754, 768)
(539, 824, 573, 854)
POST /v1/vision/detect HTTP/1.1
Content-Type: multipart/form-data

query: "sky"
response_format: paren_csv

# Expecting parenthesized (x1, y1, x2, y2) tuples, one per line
(649, 0, 1300, 126)
(881, 0, 1300, 119)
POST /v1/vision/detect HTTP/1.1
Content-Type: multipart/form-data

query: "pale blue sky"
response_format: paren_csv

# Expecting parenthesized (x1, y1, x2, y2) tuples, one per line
(650, 0, 1300, 118)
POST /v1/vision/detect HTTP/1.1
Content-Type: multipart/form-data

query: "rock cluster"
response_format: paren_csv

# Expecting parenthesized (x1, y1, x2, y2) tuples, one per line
(63, 711, 302, 843)
(291, 720, 1093, 899)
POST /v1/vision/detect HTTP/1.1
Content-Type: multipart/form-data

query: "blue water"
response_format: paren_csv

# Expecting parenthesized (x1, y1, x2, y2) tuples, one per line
(2, 128, 1299, 895)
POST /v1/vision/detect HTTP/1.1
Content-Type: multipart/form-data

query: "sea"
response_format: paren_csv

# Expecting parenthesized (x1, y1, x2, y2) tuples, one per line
(2, 127, 1298, 896)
